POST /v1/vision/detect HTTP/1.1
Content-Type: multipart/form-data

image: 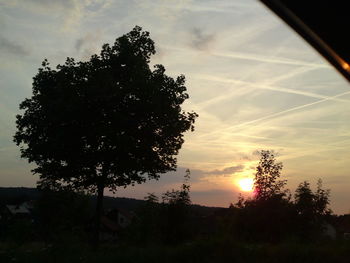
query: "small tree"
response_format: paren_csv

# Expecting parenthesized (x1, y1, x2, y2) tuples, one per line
(253, 150, 287, 200)
(232, 150, 294, 242)
(129, 170, 192, 244)
(14, 26, 198, 245)
(294, 181, 315, 217)
(161, 169, 191, 243)
(144, 192, 159, 204)
(314, 179, 332, 216)
(34, 190, 91, 241)
(294, 179, 331, 217)
(162, 169, 191, 206)
(294, 179, 331, 239)
(129, 192, 161, 244)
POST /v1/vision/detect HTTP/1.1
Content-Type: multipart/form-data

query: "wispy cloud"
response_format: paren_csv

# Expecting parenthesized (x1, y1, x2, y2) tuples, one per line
(75, 30, 103, 59)
(227, 91, 350, 131)
(204, 164, 244, 176)
(189, 28, 216, 51)
(0, 36, 30, 56)
(0, 0, 112, 30)
(1, 0, 350, 214)
(192, 74, 348, 111)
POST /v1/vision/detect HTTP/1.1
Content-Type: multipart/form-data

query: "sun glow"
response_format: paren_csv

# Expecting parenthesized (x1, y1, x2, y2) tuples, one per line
(238, 178, 254, 192)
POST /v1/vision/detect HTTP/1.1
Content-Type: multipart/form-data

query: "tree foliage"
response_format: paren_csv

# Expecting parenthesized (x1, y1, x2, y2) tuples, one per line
(129, 170, 192, 244)
(294, 181, 315, 217)
(253, 150, 287, 200)
(14, 25, 197, 193)
(294, 179, 332, 239)
(295, 179, 331, 217)
(230, 150, 333, 242)
(162, 169, 191, 206)
(14, 26, 197, 245)
(314, 179, 332, 216)
(34, 190, 91, 241)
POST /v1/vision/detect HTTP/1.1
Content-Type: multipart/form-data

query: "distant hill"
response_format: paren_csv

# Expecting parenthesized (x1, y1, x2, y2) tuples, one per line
(0, 187, 40, 205)
(0, 187, 223, 216)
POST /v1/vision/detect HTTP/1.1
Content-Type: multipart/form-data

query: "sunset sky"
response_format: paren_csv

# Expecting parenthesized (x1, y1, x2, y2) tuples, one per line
(1, 0, 349, 214)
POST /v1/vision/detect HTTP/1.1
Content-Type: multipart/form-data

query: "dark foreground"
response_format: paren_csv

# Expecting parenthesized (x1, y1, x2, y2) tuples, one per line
(1, 240, 350, 263)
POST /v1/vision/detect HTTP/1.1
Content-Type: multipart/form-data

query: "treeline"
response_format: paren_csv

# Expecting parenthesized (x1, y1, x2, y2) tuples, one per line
(0, 151, 341, 245)
(224, 150, 333, 242)
(0, 170, 218, 244)
(126, 151, 335, 244)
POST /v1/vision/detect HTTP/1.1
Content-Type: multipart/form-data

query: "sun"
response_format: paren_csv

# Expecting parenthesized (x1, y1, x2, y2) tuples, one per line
(238, 178, 254, 192)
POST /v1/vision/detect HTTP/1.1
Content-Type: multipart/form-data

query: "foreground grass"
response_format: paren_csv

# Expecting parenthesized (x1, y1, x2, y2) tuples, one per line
(1, 239, 350, 263)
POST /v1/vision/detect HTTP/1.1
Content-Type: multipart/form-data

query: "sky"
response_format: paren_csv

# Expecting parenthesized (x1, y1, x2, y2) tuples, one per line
(0, 0, 349, 214)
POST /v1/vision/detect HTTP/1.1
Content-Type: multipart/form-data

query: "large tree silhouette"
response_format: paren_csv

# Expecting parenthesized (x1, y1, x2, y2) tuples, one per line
(14, 26, 198, 244)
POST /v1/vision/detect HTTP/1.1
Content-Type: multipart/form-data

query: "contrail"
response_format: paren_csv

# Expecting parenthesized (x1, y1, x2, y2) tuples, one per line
(198, 90, 350, 138)
(164, 45, 327, 68)
(193, 74, 349, 110)
(212, 51, 329, 68)
(227, 91, 350, 130)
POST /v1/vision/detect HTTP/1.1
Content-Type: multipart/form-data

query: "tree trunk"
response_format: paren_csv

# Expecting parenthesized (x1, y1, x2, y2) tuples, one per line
(93, 182, 104, 248)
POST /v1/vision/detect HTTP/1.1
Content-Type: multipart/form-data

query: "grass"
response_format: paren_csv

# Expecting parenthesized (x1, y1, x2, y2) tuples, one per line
(1, 239, 350, 263)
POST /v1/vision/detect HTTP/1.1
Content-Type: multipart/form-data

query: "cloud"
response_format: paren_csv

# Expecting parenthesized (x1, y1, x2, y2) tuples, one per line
(149, 167, 204, 185)
(75, 31, 101, 50)
(135, 0, 194, 22)
(205, 164, 244, 176)
(189, 28, 216, 51)
(1, 0, 112, 30)
(141, 164, 245, 190)
(26, 0, 75, 8)
(190, 189, 239, 207)
(75, 31, 103, 59)
(0, 36, 30, 56)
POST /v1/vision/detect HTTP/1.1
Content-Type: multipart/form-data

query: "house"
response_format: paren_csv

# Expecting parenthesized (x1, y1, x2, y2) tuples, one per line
(0, 201, 34, 221)
(99, 215, 120, 241)
(322, 223, 337, 240)
(335, 214, 350, 240)
(99, 208, 134, 241)
(6, 204, 30, 216)
(106, 208, 133, 228)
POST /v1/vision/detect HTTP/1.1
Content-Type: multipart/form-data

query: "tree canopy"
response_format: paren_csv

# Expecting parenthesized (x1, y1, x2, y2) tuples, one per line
(14, 26, 198, 193)
(253, 150, 287, 200)
(14, 26, 198, 245)
(295, 179, 331, 217)
(230, 150, 333, 242)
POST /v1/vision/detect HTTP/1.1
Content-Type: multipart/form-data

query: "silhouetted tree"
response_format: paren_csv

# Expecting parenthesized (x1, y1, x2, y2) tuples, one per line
(231, 193, 245, 209)
(13, 26, 198, 245)
(161, 169, 191, 243)
(34, 190, 91, 242)
(295, 179, 331, 218)
(144, 192, 159, 204)
(295, 181, 315, 217)
(231, 150, 295, 242)
(253, 150, 287, 201)
(294, 180, 317, 239)
(162, 169, 191, 206)
(314, 179, 332, 216)
(128, 171, 192, 244)
(294, 179, 332, 239)
(129, 192, 162, 243)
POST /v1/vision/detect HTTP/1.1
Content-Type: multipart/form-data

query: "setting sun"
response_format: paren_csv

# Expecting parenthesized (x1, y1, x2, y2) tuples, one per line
(238, 178, 254, 192)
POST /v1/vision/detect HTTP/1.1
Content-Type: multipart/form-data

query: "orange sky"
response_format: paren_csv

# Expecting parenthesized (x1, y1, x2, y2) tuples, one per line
(0, 0, 349, 214)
